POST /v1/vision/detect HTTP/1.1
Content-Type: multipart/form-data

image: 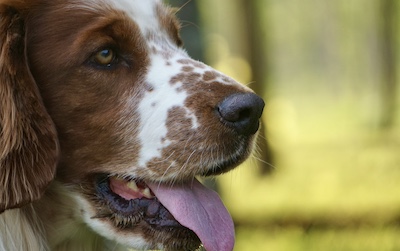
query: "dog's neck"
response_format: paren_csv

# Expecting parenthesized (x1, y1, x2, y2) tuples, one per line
(0, 182, 127, 251)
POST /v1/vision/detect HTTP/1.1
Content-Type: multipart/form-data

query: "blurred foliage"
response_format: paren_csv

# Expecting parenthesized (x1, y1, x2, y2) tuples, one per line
(169, 0, 400, 250)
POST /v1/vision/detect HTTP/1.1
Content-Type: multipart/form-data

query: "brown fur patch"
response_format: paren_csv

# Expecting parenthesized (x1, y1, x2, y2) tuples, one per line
(22, 0, 151, 183)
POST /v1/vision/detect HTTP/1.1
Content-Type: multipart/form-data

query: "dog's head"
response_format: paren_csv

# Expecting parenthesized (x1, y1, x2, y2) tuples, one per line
(0, 0, 264, 250)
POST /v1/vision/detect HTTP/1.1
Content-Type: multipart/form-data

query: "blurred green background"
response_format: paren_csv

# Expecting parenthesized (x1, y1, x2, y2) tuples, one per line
(168, 0, 400, 250)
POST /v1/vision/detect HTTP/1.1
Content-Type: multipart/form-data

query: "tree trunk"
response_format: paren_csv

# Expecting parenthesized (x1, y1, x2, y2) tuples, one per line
(242, 0, 275, 174)
(379, 0, 397, 128)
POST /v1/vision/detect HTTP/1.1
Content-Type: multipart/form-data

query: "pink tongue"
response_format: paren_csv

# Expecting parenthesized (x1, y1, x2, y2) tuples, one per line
(147, 179, 235, 251)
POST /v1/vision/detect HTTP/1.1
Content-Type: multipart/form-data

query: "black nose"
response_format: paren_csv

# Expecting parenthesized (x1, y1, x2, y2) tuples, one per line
(217, 93, 265, 135)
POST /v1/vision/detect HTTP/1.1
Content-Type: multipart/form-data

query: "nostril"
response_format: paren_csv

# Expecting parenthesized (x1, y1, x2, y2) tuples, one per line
(237, 108, 252, 122)
(217, 93, 265, 135)
(218, 106, 251, 123)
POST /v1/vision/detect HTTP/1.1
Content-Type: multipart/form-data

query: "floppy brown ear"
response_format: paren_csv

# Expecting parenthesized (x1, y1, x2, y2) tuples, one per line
(0, 4, 58, 213)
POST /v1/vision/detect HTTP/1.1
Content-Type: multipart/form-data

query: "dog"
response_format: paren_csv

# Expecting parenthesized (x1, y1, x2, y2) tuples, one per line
(0, 0, 264, 250)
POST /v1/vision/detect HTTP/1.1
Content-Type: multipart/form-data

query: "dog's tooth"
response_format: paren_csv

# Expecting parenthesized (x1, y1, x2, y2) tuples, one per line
(126, 180, 139, 191)
(142, 187, 153, 198)
(113, 214, 123, 227)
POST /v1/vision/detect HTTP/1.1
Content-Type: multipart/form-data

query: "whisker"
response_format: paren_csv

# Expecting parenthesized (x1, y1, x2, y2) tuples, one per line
(152, 151, 176, 164)
(173, 0, 192, 14)
(176, 149, 197, 181)
(256, 133, 268, 141)
(244, 81, 256, 86)
(158, 132, 196, 187)
(251, 155, 277, 170)
(159, 160, 177, 185)
(180, 20, 200, 30)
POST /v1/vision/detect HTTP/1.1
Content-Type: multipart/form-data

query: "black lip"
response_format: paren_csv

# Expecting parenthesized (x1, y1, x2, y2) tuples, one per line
(95, 175, 185, 228)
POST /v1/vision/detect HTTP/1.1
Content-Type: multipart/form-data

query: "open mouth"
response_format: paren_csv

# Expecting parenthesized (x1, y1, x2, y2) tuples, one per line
(95, 175, 190, 230)
(93, 174, 234, 251)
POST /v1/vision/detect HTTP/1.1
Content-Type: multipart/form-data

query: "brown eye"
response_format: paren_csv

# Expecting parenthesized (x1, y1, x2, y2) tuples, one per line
(93, 49, 115, 66)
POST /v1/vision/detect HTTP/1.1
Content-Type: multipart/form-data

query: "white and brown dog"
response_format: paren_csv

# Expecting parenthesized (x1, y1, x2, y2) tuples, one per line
(0, 0, 264, 250)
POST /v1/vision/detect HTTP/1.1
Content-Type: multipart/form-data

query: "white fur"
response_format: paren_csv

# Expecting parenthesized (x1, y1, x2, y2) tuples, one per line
(0, 207, 48, 251)
(112, 0, 161, 38)
(74, 194, 154, 250)
(137, 52, 191, 167)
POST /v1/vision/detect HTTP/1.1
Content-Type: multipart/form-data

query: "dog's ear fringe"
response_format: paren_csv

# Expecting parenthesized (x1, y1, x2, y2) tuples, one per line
(0, 4, 58, 213)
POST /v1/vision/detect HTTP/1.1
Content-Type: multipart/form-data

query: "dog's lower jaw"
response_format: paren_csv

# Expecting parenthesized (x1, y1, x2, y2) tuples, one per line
(34, 181, 200, 251)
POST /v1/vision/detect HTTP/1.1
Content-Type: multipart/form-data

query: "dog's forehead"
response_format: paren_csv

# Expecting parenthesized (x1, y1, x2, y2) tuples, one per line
(111, 0, 162, 35)
(68, 0, 165, 33)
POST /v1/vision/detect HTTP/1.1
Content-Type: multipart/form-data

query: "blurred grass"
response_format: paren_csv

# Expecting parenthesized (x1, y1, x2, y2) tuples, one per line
(235, 226, 400, 251)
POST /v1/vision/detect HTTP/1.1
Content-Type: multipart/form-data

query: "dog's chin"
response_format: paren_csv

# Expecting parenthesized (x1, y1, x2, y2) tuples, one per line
(89, 174, 201, 250)
(203, 136, 254, 176)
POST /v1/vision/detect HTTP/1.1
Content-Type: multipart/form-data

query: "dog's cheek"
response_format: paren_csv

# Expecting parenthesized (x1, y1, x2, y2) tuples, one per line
(142, 107, 199, 180)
